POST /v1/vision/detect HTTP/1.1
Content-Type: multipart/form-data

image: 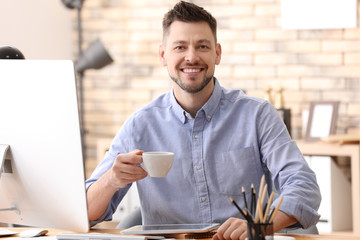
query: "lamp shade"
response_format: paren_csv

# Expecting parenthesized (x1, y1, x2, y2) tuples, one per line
(75, 39, 113, 73)
(61, 0, 84, 9)
(0, 46, 25, 59)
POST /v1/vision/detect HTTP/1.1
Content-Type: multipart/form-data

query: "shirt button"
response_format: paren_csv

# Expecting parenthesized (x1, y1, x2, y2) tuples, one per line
(196, 165, 201, 170)
(207, 115, 211, 120)
(201, 197, 206, 202)
(194, 134, 199, 139)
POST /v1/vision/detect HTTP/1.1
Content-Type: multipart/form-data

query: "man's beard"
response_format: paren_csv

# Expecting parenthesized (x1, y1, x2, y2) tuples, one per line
(170, 74, 213, 93)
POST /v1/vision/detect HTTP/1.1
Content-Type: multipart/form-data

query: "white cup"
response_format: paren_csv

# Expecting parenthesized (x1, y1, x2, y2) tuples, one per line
(142, 152, 174, 177)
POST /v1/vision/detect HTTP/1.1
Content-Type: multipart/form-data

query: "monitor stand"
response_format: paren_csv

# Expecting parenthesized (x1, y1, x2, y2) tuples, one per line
(0, 144, 20, 214)
(0, 144, 9, 179)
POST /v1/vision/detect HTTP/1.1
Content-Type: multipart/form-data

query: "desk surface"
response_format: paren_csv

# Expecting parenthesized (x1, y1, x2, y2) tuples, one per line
(2, 227, 360, 240)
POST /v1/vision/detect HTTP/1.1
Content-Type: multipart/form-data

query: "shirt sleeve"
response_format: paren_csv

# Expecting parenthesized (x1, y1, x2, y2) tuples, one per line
(256, 101, 321, 229)
(85, 128, 133, 226)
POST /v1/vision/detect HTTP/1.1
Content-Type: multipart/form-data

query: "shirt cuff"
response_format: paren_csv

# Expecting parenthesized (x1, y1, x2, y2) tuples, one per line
(89, 202, 114, 227)
(277, 196, 320, 229)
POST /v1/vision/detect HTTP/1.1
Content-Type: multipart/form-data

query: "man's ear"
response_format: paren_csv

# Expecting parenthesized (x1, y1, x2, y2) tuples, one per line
(215, 43, 222, 65)
(159, 44, 167, 66)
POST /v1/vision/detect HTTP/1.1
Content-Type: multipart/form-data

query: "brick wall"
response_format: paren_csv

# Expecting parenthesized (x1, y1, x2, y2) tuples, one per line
(74, 0, 360, 175)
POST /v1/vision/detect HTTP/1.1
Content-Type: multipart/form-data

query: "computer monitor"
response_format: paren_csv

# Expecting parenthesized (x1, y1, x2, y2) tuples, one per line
(0, 60, 89, 232)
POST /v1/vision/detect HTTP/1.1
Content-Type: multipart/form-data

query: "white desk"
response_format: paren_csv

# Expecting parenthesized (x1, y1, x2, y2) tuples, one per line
(296, 140, 360, 234)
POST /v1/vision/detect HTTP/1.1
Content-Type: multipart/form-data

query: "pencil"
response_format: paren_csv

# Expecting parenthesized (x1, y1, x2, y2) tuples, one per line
(266, 207, 275, 223)
(269, 195, 284, 223)
(258, 175, 265, 201)
(259, 184, 268, 223)
(255, 175, 265, 222)
(242, 186, 248, 210)
(263, 192, 274, 223)
(250, 184, 256, 215)
(254, 199, 259, 222)
(229, 196, 253, 223)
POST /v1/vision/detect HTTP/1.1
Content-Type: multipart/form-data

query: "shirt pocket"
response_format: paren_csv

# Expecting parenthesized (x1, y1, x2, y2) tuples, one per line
(213, 146, 258, 196)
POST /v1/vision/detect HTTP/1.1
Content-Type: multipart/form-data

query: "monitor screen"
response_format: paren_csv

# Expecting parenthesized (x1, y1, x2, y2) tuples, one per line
(0, 60, 89, 232)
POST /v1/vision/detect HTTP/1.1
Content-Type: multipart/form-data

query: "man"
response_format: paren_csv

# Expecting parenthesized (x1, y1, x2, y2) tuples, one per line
(86, 1, 321, 239)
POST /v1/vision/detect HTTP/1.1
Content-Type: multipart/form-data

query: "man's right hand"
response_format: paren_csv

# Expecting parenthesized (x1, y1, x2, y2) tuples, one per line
(87, 149, 148, 221)
(107, 149, 148, 189)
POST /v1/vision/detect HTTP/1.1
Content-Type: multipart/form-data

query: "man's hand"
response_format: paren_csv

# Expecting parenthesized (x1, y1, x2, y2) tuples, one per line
(87, 149, 147, 221)
(107, 149, 148, 189)
(213, 217, 248, 240)
(212, 211, 298, 240)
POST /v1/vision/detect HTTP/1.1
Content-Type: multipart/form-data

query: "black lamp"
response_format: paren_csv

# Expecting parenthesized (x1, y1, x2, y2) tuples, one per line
(61, 0, 114, 160)
(0, 46, 25, 59)
(75, 39, 113, 74)
(75, 39, 113, 154)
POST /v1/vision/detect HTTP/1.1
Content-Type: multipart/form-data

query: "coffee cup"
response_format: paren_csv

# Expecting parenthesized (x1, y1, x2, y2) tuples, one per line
(142, 152, 174, 177)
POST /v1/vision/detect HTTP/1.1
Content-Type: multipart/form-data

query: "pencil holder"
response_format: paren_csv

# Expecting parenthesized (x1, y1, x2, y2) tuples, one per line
(247, 222, 273, 240)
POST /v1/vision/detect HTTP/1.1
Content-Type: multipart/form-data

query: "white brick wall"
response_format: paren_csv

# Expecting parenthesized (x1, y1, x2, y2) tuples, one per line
(74, 0, 360, 176)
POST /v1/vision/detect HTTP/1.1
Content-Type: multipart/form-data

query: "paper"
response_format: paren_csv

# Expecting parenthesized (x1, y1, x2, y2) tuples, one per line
(0, 228, 18, 237)
(56, 233, 165, 240)
(6, 238, 56, 240)
(281, 0, 357, 29)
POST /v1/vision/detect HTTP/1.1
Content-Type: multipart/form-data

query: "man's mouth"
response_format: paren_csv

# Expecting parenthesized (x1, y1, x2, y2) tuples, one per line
(181, 68, 203, 73)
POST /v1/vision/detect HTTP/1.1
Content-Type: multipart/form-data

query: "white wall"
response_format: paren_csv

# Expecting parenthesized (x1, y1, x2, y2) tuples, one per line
(0, 0, 73, 60)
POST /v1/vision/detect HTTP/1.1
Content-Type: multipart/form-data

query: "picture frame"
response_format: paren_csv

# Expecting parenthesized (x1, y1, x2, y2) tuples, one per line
(277, 108, 291, 137)
(305, 101, 339, 142)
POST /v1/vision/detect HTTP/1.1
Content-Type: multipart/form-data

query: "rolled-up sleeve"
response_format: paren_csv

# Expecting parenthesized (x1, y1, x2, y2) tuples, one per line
(85, 148, 132, 227)
(257, 102, 321, 228)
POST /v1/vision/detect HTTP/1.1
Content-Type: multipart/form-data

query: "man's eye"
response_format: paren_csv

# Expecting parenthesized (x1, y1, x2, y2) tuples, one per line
(175, 46, 184, 50)
(200, 45, 209, 49)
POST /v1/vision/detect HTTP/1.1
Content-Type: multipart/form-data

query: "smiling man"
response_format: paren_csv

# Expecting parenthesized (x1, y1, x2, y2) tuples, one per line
(85, 2, 321, 240)
(159, 20, 221, 117)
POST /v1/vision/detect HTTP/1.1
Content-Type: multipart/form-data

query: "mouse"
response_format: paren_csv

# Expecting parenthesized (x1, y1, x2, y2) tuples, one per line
(19, 229, 48, 238)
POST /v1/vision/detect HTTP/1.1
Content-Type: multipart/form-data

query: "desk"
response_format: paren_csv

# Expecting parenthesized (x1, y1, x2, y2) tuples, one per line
(1, 227, 360, 240)
(296, 140, 360, 234)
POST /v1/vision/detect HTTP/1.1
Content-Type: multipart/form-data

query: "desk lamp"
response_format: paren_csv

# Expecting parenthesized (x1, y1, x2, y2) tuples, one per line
(74, 39, 114, 155)
(61, 0, 114, 160)
(0, 46, 25, 59)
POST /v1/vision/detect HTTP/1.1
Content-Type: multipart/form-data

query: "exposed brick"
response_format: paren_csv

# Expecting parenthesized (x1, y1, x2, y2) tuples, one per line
(254, 53, 297, 65)
(345, 53, 360, 64)
(234, 42, 276, 52)
(255, 28, 297, 40)
(298, 30, 343, 40)
(347, 103, 360, 116)
(277, 65, 315, 77)
(297, 53, 342, 65)
(254, 4, 280, 16)
(276, 41, 321, 53)
(230, 17, 276, 29)
(344, 29, 360, 39)
(322, 41, 360, 52)
(301, 77, 346, 90)
(234, 66, 276, 78)
(75, 0, 360, 164)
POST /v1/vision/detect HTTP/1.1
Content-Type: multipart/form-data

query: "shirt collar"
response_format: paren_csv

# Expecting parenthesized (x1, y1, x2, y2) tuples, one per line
(169, 78, 222, 124)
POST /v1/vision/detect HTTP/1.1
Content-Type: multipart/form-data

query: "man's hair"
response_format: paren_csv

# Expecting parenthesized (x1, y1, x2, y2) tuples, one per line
(162, 1, 217, 43)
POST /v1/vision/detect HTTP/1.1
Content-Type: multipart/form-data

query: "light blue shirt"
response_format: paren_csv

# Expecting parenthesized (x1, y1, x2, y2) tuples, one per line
(86, 78, 321, 229)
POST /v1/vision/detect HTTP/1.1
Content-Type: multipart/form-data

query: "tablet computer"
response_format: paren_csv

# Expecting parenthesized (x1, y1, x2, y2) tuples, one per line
(120, 223, 220, 235)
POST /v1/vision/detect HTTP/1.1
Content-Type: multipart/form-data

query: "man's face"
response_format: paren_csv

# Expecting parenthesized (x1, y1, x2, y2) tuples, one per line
(159, 21, 221, 94)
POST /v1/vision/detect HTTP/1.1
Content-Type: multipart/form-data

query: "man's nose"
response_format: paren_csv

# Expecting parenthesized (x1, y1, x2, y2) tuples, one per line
(184, 48, 199, 63)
